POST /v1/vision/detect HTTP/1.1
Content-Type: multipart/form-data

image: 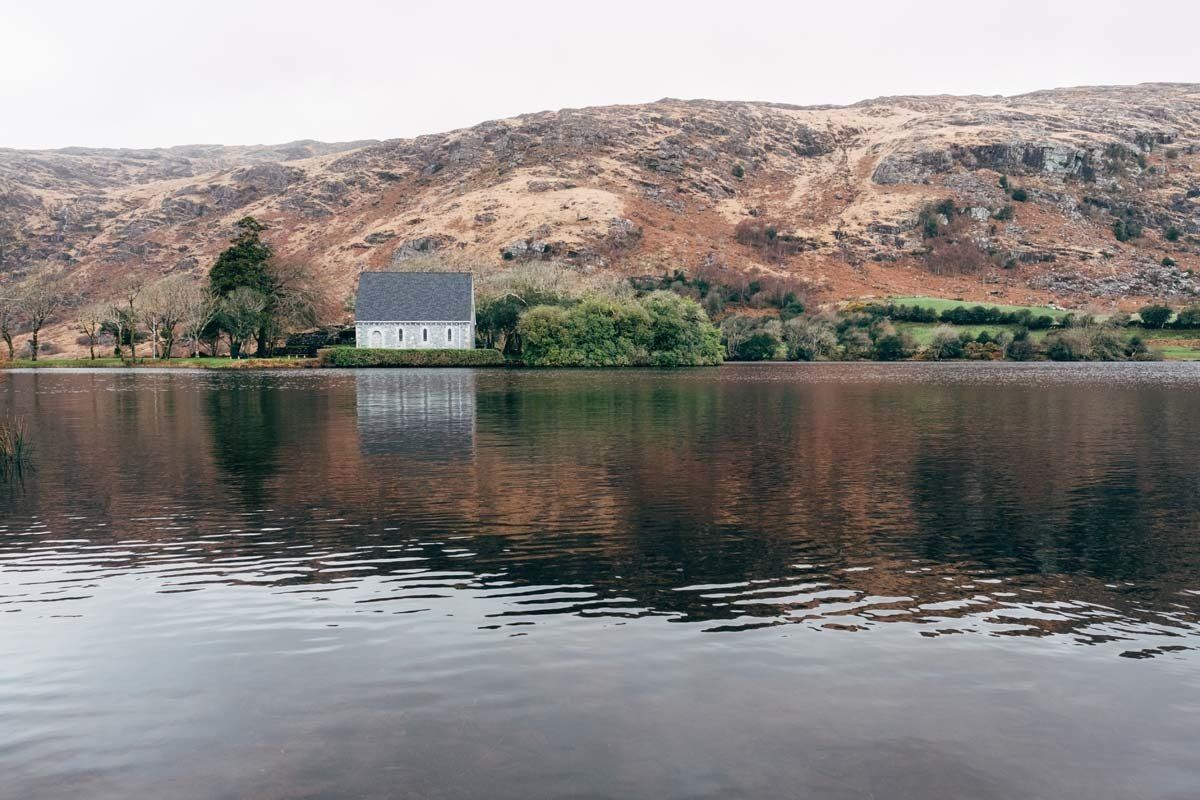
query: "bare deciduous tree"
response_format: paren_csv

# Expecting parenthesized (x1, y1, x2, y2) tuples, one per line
(113, 279, 142, 360)
(139, 275, 197, 359)
(101, 302, 129, 359)
(16, 274, 66, 361)
(179, 284, 219, 357)
(77, 304, 106, 360)
(0, 293, 16, 361)
(259, 256, 324, 354)
(718, 315, 757, 359)
(220, 287, 268, 358)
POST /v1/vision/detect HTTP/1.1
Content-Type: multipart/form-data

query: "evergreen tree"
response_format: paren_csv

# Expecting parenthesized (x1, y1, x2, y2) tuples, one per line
(209, 217, 273, 297)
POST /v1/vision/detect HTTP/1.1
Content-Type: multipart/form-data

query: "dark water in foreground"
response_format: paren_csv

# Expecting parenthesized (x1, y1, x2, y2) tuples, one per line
(2, 364, 1199, 800)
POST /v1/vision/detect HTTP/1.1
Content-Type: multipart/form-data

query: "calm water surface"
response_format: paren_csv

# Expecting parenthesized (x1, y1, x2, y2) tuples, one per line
(2, 364, 1199, 799)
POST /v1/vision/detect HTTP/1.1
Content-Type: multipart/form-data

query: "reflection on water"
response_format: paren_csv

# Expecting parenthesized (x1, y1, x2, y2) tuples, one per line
(357, 370, 476, 457)
(1, 364, 1199, 800)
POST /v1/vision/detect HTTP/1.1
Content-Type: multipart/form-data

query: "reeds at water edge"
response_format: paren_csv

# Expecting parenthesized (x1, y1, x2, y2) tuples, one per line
(0, 416, 31, 465)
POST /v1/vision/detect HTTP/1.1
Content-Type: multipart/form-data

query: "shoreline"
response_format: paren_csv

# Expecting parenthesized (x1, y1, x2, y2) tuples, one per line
(4, 357, 1200, 372)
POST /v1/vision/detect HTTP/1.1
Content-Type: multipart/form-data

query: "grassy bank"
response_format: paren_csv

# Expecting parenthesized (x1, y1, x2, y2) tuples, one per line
(885, 295, 1075, 319)
(0, 357, 318, 369)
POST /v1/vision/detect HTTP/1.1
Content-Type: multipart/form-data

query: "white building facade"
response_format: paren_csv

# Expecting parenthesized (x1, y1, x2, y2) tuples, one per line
(354, 271, 476, 350)
(355, 320, 474, 350)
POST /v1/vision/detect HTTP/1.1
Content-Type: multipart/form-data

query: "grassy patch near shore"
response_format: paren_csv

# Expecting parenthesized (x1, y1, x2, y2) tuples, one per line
(1155, 346, 1200, 360)
(0, 357, 318, 369)
(886, 296, 1075, 319)
(894, 323, 1052, 346)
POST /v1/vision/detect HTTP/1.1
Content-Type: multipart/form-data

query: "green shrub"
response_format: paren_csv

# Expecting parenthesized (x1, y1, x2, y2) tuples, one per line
(732, 164, 745, 179)
(872, 332, 917, 361)
(1165, 226, 1181, 242)
(1089, 329, 1128, 361)
(1010, 187, 1029, 202)
(1138, 304, 1173, 328)
(735, 332, 781, 361)
(1043, 329, 1090, 361)
(964, 341, 1004, 360)
(518, 293, 723, 367)
(1005, 329, 1038, 361)
(1113, 219, 1143, 242)
(917, 202, 954, 238)
(319, 347, 505, 367)
(563, 297, 653, 366)
(928, 327, 965, 360)
(1162, 256, 1177, 267)
(935, 198, 957, 218)
(640, 292, 725, 366)
(1173, 306, 1200, 328)
(994, 205, 1015, 221)
(782, 315, 839, 361)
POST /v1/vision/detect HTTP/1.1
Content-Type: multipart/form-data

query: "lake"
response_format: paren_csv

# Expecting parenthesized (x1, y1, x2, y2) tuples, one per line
(2, 364, 1199, 800)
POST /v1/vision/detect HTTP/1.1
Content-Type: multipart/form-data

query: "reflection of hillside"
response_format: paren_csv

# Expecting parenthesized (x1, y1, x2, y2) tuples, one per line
(2, 369, 1199, 653)
(356, 371, 476, 458)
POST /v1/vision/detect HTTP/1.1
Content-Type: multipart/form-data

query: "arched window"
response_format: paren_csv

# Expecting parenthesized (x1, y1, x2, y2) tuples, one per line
(422, 328, 428, 342)
(370, 330, 382, 348)
(447, 327, 453, 342)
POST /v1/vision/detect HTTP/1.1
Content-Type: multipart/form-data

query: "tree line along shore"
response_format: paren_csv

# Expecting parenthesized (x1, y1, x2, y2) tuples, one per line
(2, 217, 1199, 369)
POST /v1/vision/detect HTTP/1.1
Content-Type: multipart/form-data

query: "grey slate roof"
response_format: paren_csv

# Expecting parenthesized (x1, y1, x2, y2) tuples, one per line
(355, 271, 473, 322)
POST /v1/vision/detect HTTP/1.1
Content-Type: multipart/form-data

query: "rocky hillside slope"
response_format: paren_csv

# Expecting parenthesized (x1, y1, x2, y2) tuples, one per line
(3, 83, 1199, 319)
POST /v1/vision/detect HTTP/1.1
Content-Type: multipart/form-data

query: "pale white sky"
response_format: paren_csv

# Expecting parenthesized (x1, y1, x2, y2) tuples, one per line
(2, 0, 1198, 150)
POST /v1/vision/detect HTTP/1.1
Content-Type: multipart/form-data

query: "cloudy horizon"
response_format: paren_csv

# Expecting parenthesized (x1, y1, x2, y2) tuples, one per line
(3, 0, 1198, 150)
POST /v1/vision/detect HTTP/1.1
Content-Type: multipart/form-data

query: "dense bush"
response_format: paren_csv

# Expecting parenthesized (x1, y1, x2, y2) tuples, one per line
(735, 332, 781, 361)
(319, 347, 505, 367)
(518, 293, 722, 367)
(1113, 219, 1143, 242)
(1138, 304, 1173, 328)
(917, 200, 956, 238)
(640, 292, 725, 366)
(928, 327, 966, 360)
(1174, 306, 1200, 328)
(1165, 226, 1181, 242)
(869, 320, 918, 361)
(1043, 329, 1091, 361)
(733, 218, 811, 260)
(781, 315, 839, 361)
(1041, 328, 1158, 362)
(1010, 187, 1029, 202)
(922, 217, 994, 275)
(1005, 329, 1039, 361)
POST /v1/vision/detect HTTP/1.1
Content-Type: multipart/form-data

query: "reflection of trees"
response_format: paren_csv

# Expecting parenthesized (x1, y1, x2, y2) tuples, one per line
(4, 370, 1199, 647)
(204, 377, 285, 506)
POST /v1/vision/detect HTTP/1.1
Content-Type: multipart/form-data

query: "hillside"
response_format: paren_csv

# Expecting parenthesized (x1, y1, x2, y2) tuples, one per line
(3, 83, 1199, 336)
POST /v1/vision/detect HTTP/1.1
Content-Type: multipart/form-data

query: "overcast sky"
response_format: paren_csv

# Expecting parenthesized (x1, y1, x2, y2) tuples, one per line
(3, 0, 1198, 150)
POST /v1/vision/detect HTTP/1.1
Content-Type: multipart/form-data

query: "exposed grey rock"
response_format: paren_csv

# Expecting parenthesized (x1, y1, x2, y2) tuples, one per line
(1031, 262, 1200, 297)
(527, 180, 577, 192)
(603, 218, 643, 251)
(232, 163, 305, 192)
(390, 235, 456, 265)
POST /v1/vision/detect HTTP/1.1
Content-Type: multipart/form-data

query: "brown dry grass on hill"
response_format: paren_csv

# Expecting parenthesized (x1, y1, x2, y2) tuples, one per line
(3, 84, 1200, 356)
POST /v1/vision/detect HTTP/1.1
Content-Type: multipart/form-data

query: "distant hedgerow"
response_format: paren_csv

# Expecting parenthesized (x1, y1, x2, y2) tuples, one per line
(319, 347, 505, 367)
